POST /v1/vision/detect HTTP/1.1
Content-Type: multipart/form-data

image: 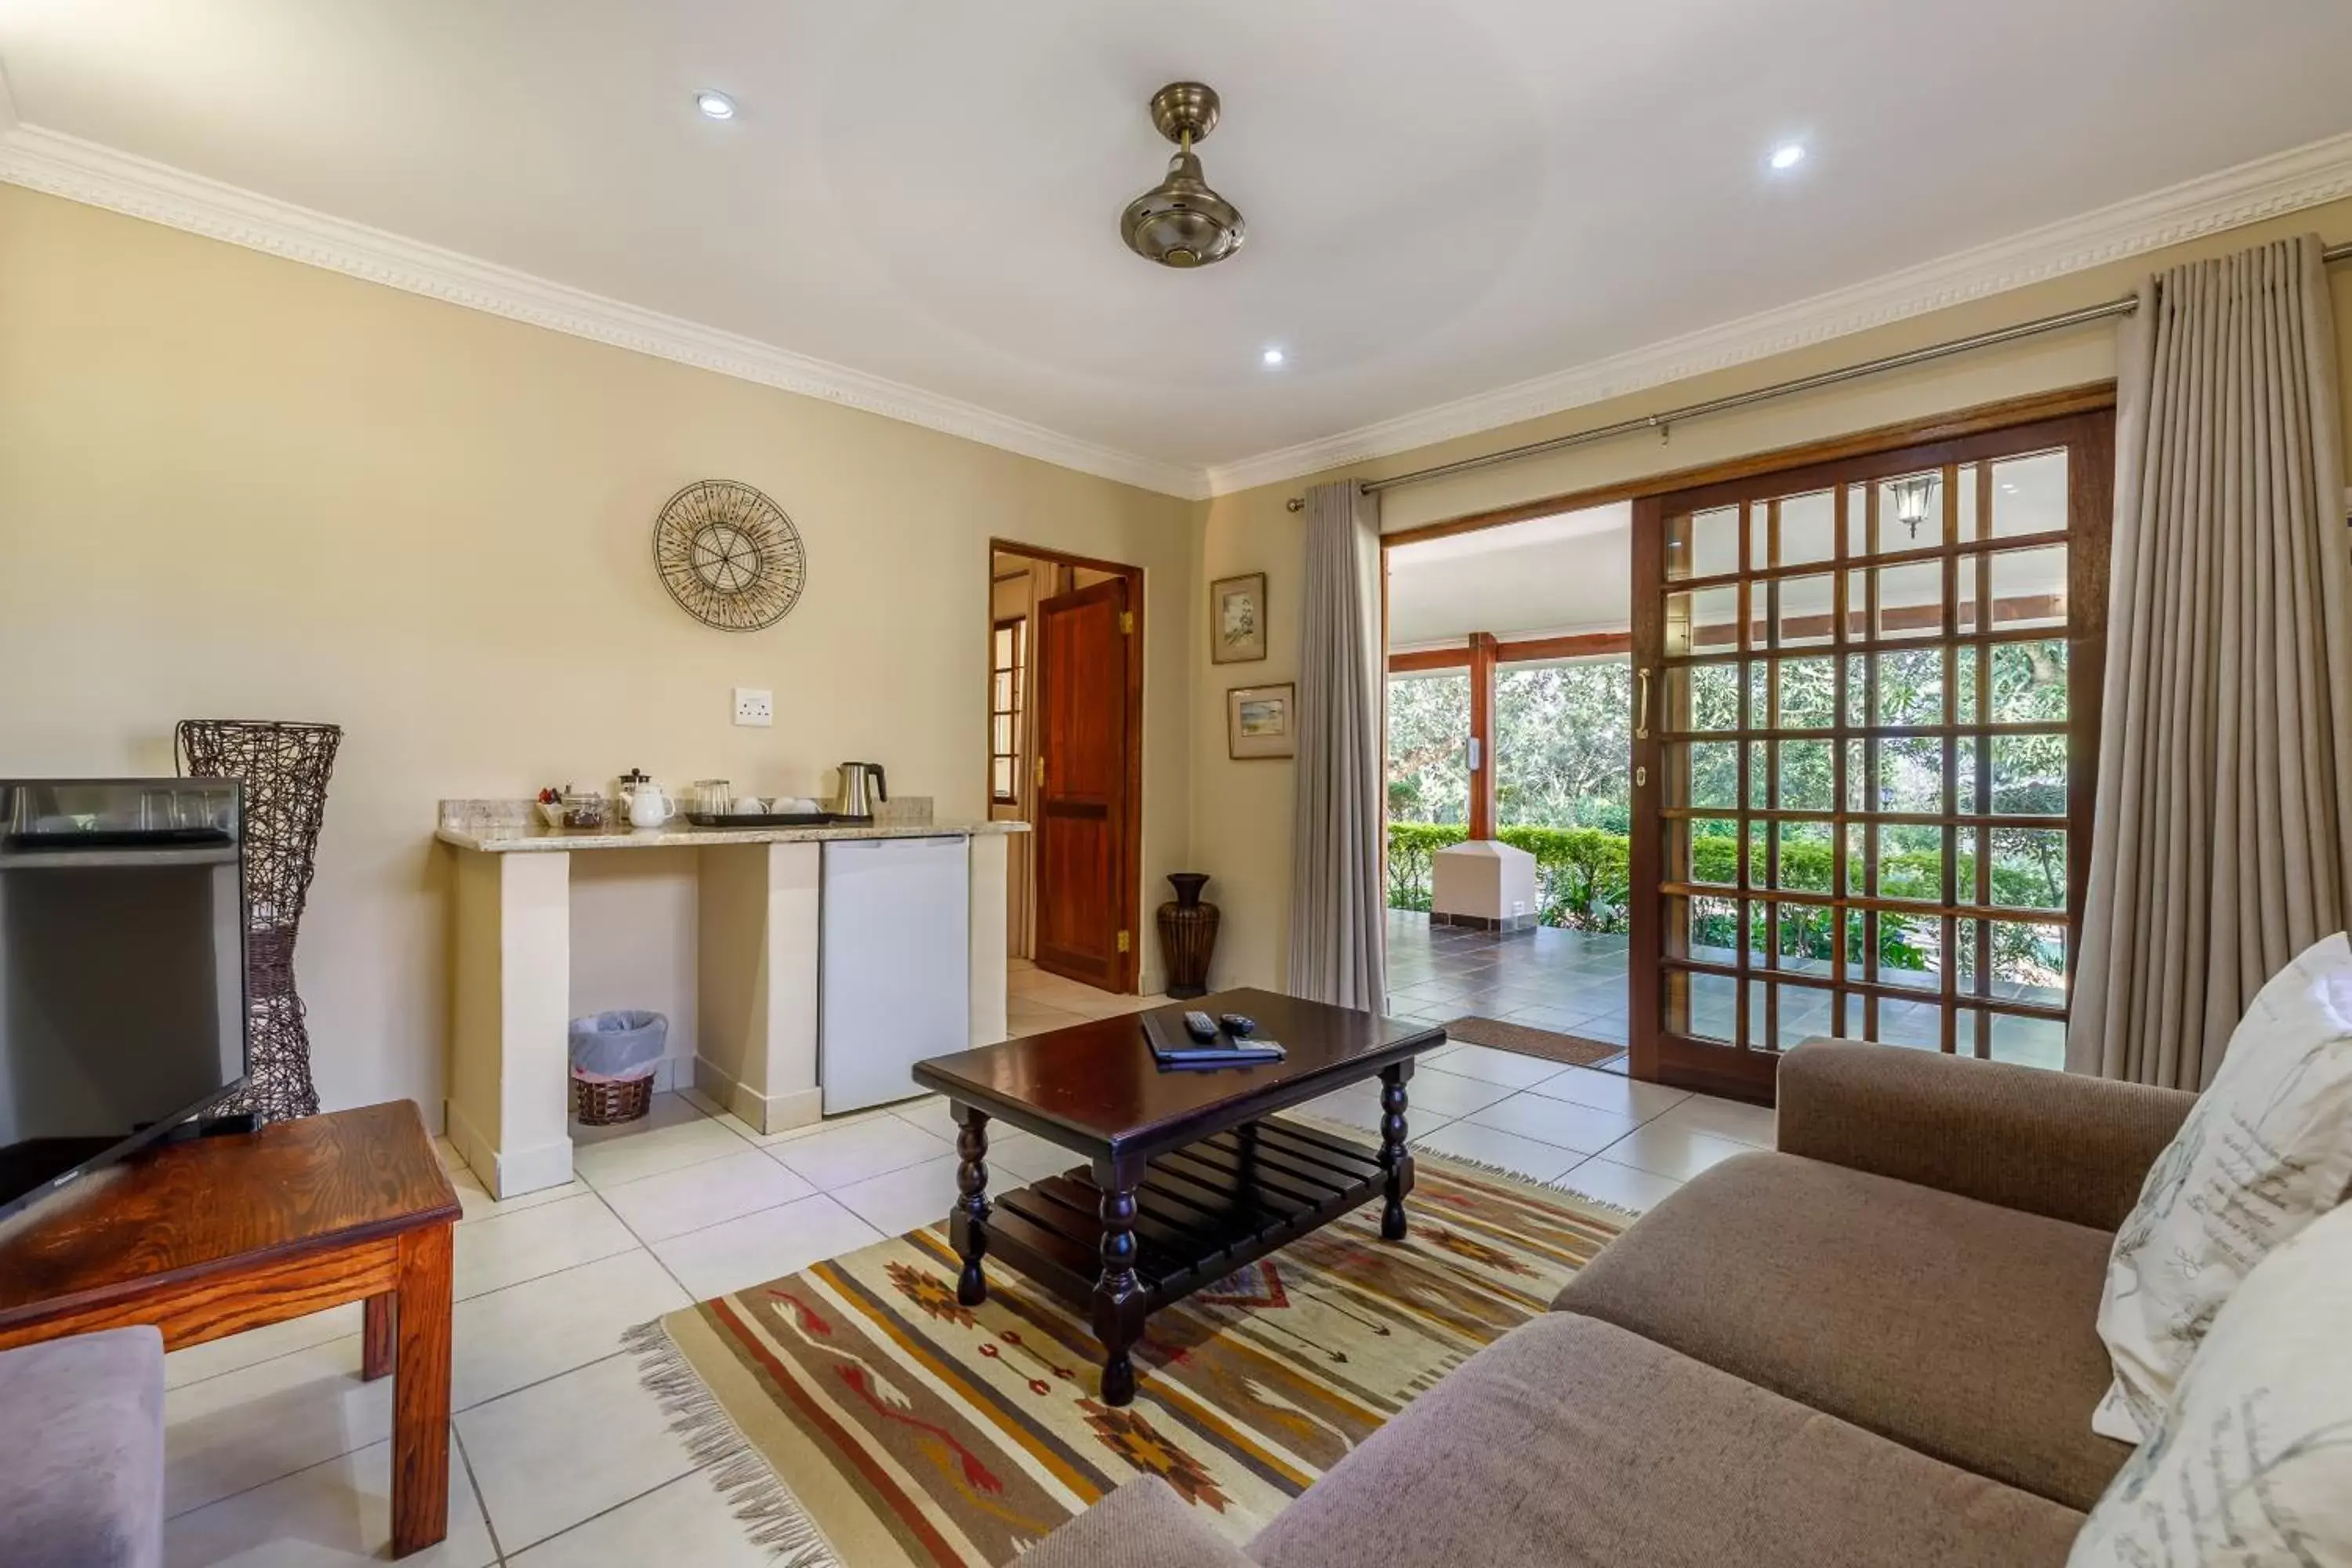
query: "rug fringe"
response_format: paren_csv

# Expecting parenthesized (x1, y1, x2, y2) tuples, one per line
(1272, 1110, 1645, 1221)
(625, 1319, 843, 1566)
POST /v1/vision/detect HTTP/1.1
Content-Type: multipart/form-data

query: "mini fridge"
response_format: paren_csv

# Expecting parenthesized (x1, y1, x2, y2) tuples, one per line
(818, 836, 971, 1114)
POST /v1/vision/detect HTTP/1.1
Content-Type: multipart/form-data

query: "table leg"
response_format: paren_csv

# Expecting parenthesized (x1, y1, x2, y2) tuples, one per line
(390, 1224, 452, 1558)
(1094, 1178, 1145, 1407)
(1378, 1065, 1411, 1242)
(950, 1105, 991, 1307)
(362, 1292, 396, 1381)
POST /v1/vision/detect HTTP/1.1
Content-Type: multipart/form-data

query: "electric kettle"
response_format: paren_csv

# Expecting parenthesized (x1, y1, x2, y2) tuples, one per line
(833, 761, 887, 820)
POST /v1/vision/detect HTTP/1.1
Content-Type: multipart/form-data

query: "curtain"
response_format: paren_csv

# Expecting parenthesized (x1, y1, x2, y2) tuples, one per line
(2070, 234, 2352, 1089)
(1288, 480, 1388, 1009)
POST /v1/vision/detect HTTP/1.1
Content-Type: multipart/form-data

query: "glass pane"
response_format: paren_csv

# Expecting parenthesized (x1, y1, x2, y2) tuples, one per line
(1874, 648, 1946, 727)
(992, 714, 1014, 753)
(1955, 1004, 1984, 1058)
(1773, 908, 1835, 979)
(1871, 996, 1944, 1050)
(1668, 586, 1741, 655)
(1989, 920, 2067, 1007)
(1745, 819, 1769, 888)
(1991, 546, 2068, 629)
(993, 626, 1014, 663)
(1686, 971, 1737, 1043)
(1385, 673, 1471, 825)
(1778, 741, 1835, 811)
(1677, 662, 1740, 731)
(1688, 897, 1740, 966)
(1777, 489, 1835, 568)
(1955, 644, 1980, 724)
(992, 757, 1014, 797)
(1956, 550, 1982, 631)
(1875, 561, 1943, 637)
(1846, 482, 1870, 557)
(1989, 1011, 2067, 1069)
(1991, 450, 2068, 538)
(1874, 910, 1944, 992)
(993, 671, 1014, 710)
(1875, 825, 1942, 902)
(1956, 463, 1981, 543)
(1777, 657, 1835, 729)
(1775, 574, 1834, 648)
(1991, 735, 2067, 815)
(1686, 820, 1738, 885)
(1844, 822, 1867, 896)
(1878, 470, 1944, 550)
(1776, 821, 1834, 892)
(1494, 659, 1631, 829)
(1669, 506, 1740, 580)
(1777, 978, 1836, 1039)
(1749, 741, 1769, 810)
(1991, 640, 2068, 722)
(1687, 742, 1740, 809)
(1992, 828, 2067, 911)
(1875, 738, 1946, 815)
(1843, 739, 1867, 813)
(1845, 652, 1868, 728)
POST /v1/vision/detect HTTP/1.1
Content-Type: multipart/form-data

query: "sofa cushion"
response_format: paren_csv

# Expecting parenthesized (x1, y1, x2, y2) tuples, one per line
(0, 1325, 165, 1568)
(1552, 1150, 2129, 1512)
(1246, 1313, 2081, 1568)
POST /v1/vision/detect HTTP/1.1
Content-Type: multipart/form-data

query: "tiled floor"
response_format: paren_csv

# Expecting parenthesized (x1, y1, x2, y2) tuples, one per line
(1386, 910, 1632, 1069)
(159, 961, 1769, 1563)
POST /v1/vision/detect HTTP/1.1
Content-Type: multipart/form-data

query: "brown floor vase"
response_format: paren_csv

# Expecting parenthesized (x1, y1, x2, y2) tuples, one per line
(1156, 873, 1221, 999)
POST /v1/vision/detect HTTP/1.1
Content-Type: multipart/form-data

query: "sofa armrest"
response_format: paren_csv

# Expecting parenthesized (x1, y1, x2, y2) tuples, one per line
(1020, 1476, 1259, 1568)
(0, 1325, 165, 1568)
(1775, 1038, 2195, 1232)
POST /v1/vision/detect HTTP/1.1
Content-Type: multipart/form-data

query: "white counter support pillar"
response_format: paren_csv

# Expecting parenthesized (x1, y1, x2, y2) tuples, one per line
(967, 832, 1009, 1047)
(447, 849, 573, 1198)
(694, 841, 823, 1135)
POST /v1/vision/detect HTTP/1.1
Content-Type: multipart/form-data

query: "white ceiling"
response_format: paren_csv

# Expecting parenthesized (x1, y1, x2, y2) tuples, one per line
(5, 1, 2352, 496)
(1388, 505, 1632, 646)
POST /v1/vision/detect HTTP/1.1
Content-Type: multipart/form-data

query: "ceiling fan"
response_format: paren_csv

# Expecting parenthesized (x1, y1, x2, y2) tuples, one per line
(1120, 82, 1247, 269)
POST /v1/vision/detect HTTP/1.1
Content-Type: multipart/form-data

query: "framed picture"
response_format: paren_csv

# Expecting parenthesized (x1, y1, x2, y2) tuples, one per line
(1210, 572, 1267, 663)
(1227, 683, 1296, 760)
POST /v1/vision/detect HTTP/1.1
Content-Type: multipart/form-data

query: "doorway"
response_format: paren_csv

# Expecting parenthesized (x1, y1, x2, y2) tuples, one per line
(986, 542, 1145, 1007)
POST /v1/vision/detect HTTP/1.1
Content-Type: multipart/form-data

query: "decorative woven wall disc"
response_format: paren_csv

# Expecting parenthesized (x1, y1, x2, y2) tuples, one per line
(652, 479, 806, 631)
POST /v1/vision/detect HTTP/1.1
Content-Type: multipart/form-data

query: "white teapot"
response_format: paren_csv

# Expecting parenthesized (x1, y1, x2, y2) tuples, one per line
(623, 780, 675, 829)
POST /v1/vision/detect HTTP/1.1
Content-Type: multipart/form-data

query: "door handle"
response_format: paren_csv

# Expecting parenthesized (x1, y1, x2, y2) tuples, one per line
(1034, 754, 1045, 789)
(1635, 667, 1653, 741)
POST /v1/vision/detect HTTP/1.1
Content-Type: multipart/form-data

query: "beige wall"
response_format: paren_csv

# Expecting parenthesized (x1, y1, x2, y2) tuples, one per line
(0, 184, 1194, 1122)
(1191, 198, 2352, 993)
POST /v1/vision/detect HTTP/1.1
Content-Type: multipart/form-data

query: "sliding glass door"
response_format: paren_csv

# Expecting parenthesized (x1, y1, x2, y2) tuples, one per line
(1628, 410, 2113, 1100)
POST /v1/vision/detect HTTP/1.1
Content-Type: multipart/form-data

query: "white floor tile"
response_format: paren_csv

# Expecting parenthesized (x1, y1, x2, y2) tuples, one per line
(595, 1149, 817, 1243)
(1596, 1121, 1760, 1182)
(1398, 1066, 1519, 1120)
(1462, 1094, 1642, 1156)
(165, 1304, 362, 1392)
(509, 1470, 773, 1566)
(163, 1432, 497, 1568)
(1413, 1042, 1571, 1090)
(1548, 1156, 1685, 1215)
(829, 1153, 961, 1237)
(456, 1352, 698, 1554)
(1650, 1093, 1779, 1149)
(648, 1193, 885, 1301)
(449, 1164, 593, 1224)
(1524, 1065, 1691, 1122)
(453, 1192, 639, 1302)
(1411, 1120, 1584, 1184)
(451, 1251, 689, 1413)
(569, 1091, 704, 1145)
(570, 1115, 752, 1191)
(984, 1129, 1083, 1185)
(165, 1335, 390, 1519)
(766, 1116, 953, 1190)
(891, 1095, 964, 1140)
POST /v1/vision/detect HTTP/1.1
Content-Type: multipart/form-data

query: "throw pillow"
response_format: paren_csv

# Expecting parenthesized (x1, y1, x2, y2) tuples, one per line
(2069, 1198, 2352, 1564)
(2092, 930, 2352, 1443)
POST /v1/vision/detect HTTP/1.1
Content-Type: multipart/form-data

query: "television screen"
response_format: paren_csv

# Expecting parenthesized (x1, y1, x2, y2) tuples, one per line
(0, 780, 249, 1220)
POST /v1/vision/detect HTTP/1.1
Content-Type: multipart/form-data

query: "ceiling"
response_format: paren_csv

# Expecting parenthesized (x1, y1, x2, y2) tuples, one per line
(5, 1, 2352, 496)
(1388, 506, 1632, 646)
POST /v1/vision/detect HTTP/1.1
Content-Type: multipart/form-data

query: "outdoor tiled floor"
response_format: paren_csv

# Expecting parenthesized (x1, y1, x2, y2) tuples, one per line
(1385, 910, 1632, 1070)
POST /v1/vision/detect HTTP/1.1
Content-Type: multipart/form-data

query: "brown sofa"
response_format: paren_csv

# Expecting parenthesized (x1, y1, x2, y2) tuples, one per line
(1026, 1039, 2197, 1568)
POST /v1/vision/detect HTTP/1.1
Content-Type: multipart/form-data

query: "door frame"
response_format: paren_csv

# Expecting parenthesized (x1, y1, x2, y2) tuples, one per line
(988, 539, 1146, 994)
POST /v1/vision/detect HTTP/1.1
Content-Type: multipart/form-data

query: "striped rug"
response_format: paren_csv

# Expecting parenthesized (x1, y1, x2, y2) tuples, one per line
(628, 1138, 1624, 1566)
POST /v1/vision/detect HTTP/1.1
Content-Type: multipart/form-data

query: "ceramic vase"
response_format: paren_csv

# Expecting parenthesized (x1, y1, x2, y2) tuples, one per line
(1156, 873, 1221, 999)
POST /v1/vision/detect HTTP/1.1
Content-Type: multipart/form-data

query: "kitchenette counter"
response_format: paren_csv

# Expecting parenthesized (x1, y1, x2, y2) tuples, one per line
(436, 818, 1027, 853)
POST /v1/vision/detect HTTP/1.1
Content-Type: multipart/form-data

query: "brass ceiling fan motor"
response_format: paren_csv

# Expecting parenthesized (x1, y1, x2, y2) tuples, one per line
(1120, 82, 1247, 269)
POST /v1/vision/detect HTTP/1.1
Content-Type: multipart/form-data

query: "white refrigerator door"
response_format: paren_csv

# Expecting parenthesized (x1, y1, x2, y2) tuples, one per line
(819, 837, 971, 1115)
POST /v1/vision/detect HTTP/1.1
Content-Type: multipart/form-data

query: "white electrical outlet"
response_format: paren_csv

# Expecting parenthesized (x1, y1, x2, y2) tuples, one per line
(732, 688, 773, 728)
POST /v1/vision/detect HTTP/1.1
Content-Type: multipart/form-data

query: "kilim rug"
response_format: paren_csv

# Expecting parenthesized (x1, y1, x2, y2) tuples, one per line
(626, 1137, 1626, 1566)
(1441, 1014, 1624, 1069)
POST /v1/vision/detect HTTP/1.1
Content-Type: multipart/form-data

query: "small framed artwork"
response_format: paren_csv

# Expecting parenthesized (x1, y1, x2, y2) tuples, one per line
(1227, 682, 1296, 760)
(1210, 572, 1267, 663)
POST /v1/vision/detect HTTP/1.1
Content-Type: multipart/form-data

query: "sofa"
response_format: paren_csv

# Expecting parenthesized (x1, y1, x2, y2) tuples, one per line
(0, 1323, 165, 1568)
(1026, 1039, 2198, 1568)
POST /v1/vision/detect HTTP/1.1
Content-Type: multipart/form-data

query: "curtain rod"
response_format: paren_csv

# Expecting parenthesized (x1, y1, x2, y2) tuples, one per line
(1282, 239, 2352, 511)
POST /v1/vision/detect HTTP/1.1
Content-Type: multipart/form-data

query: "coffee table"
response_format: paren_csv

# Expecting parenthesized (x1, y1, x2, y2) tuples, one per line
(912, 986, 1445, 1407)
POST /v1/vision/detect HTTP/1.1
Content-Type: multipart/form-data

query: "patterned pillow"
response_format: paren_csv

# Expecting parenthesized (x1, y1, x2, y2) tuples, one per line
(2091, 931, 2352, 1443)
(2070, 1198, 2352, 1563)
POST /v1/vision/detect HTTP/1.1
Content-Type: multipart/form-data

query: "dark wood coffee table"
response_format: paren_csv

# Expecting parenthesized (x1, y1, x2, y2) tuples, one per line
(912, 987, 1444, 1407)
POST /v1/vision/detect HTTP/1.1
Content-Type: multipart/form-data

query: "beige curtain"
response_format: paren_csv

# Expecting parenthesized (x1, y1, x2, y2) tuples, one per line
(1288, 480, 1387, 1009)
(2070, 234, 2352, 1089)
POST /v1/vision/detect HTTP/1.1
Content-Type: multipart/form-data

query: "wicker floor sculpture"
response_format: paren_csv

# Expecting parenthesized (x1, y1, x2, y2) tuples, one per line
(176, 719, 343, 1123)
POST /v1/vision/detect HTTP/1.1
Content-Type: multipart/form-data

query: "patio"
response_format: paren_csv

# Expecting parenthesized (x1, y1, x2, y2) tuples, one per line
(1385, 910, 1632, 1071)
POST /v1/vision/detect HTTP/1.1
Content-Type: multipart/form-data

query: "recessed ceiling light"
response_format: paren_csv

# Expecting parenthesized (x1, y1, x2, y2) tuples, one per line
(1768, 143, 1806, 171)
(1261, 347, 1286, 366)
(696, 90, 737, 121)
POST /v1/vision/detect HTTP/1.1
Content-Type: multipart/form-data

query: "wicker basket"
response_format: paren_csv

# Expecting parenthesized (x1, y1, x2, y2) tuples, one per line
(572, 1072, 655, 1126)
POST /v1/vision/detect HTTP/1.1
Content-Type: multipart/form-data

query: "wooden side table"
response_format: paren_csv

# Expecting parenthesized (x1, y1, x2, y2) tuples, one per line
(0, 1101, 461, 1557)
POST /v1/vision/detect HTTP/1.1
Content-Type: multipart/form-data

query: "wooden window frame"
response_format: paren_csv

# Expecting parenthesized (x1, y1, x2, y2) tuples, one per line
(989, 614, 1025, 807)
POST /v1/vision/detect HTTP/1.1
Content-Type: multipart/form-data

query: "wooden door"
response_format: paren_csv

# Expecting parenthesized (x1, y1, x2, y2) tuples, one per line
(1631, 411, 2111, 1102)
(1033, 578, 1134, 990)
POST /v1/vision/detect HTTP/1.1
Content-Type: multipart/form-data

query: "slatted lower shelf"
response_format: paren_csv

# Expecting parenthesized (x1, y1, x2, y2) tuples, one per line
(978, 1118, 1403, 1313)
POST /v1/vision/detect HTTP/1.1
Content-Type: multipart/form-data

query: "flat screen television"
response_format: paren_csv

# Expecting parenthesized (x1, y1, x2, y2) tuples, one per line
(0, 779, 249, 1221)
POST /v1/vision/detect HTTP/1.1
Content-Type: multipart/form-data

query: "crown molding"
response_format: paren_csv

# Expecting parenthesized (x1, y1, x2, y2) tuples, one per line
(0, 122, 1209, 500)
(1204, 129, 2352, 498)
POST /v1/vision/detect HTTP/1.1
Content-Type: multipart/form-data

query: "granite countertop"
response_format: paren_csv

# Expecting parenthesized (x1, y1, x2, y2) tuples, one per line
(434, 796, 1027, 853)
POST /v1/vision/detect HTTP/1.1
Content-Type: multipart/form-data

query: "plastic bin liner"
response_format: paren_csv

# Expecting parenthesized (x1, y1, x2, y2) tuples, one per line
(567, 1011, 667, 1080)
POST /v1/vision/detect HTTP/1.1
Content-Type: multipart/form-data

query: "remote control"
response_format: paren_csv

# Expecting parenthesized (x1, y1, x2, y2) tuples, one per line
(1219, 1013, 1258, 1036)
(1182, 1010, 1220, 1042)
